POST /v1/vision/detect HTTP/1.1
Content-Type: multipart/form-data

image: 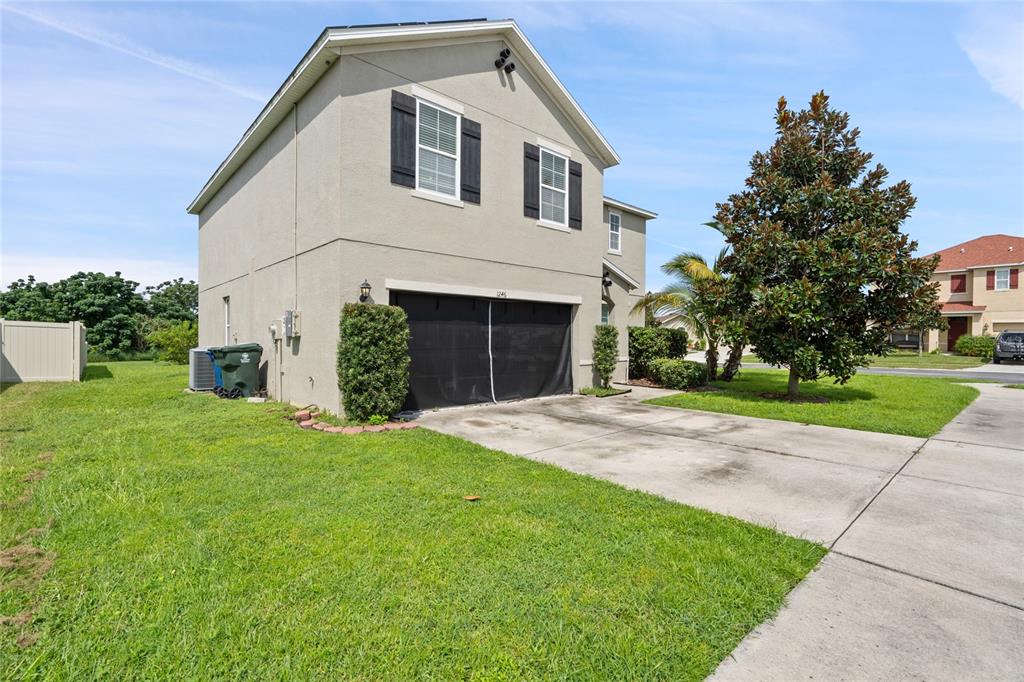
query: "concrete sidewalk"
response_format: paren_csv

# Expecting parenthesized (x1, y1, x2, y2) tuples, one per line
(418, 383, 1024, 680)
(712, 383, 1024, 681)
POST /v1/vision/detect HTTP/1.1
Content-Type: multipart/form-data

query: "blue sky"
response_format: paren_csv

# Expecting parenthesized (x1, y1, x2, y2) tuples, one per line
(2, 2, 1022, 292)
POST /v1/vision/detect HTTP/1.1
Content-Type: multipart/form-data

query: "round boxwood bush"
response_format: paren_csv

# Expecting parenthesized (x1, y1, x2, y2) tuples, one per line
(650, 358, 707, 390)
(338, 303, 410, 421)
(954, 334, 995, 359)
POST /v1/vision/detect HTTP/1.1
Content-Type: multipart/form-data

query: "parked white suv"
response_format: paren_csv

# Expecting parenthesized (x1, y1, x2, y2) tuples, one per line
(993, 331, 1024, 364)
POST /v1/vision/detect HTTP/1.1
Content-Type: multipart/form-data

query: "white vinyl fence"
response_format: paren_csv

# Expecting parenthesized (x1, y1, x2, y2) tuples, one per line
(0, 320, 87, 383)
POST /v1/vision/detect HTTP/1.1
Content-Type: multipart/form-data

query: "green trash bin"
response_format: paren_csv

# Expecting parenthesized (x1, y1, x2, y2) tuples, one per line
(208, 343, 263, 397)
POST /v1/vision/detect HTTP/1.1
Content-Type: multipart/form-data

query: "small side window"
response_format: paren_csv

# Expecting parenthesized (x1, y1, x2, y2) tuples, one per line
(608, 212, 622, 253)
(601, 302, 610, 325)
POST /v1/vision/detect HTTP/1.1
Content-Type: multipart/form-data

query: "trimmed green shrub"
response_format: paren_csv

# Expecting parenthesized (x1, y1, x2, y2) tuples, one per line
(338, 303, 410, 421)
(954, 334, 995, 359)
(146, 320, 197, 365)
(628, 326, 688, 379)
(593, 324, 619, 388)
(663, 327, 689, 359)
(628, 326, 669, 379)
(650, 358, 707, 390)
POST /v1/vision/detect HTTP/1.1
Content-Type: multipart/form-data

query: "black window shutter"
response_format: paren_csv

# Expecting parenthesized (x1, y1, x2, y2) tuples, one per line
(568, 160, 583, 229)
(390, 90, 416, 188)
(523, 143, 540, 219)
(460, 118, 481, 204)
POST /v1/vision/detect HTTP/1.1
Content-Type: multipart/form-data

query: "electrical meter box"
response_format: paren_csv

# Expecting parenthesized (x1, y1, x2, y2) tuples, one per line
(283, 310, 301, 338)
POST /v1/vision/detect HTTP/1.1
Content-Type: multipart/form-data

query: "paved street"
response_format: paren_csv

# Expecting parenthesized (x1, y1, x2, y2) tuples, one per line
(418, 383, 1024, 680)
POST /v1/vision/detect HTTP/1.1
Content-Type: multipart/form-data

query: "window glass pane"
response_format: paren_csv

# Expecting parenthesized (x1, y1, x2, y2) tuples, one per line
(601, 303, 609, 325)
(610, 231, 620, 251)
(418, 148, 456, 196)
(996, 270, 1009, 289)
(541, 150, 566, 190)
(418, 103, 457, 156)
(541, 187, 565, 223)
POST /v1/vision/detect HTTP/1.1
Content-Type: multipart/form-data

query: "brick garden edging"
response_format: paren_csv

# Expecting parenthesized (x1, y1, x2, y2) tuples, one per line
(288, 410, 419, 434)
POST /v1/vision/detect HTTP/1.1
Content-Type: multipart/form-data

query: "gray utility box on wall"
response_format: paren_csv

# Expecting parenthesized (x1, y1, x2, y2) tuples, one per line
(283, 310, 301, 338)
(188, 347, 216, 391)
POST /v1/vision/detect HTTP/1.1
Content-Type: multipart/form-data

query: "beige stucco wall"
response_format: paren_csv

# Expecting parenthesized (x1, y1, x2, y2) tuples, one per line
(197, 38, 648, 414)
(927, 267, 1024, 350)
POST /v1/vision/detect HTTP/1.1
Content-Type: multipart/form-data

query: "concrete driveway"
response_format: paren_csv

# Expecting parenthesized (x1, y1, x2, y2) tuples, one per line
(418, 383, 1024, 680)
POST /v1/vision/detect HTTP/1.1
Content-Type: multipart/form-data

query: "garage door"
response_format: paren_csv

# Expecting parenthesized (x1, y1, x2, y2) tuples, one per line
(390, 291, 572, 411)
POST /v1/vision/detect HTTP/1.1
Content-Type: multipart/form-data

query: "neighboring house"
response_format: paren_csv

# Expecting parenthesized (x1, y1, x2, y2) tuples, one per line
(914, 234, 1023, 351)
(188, 19, 654, 414)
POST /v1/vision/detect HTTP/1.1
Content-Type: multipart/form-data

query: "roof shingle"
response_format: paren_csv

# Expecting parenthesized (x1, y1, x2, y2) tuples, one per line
(929, 234, 1024, 271)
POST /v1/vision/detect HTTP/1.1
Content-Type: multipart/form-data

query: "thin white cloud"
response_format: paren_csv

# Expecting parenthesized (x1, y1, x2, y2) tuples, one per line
(959, 5, 1024, 109)
(2, 3, 265, 103)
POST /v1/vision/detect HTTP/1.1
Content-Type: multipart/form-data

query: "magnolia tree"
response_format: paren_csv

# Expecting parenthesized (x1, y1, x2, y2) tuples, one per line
(713, 92, 942, 398)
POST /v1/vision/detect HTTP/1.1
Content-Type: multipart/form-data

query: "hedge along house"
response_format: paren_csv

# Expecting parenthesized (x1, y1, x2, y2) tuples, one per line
(188, 19, 655, 414)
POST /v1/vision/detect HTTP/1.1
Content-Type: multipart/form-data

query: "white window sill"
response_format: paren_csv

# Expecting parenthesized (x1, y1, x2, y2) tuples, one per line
(412, 189, 464, 208)
(537, 219, 570, 233)
(607, 249, 622, 256)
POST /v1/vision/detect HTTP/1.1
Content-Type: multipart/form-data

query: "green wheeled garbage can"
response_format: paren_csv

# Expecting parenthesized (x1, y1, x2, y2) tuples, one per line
(208, 343, 263, 397)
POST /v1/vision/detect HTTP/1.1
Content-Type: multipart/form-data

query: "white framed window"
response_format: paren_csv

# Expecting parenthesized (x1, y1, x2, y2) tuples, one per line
(608, 212, 622, 253)
(416, 100, 460, 198)
(601, 302, 610, 325)
(540, 148, 567, 225)
(995, 268, 1010, 291)
(223, 296, 231, 344)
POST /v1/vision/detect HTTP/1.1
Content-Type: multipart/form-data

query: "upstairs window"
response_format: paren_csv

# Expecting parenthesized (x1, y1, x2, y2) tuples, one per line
(417, 101, 459, 197)
(995, 268, 1010, 291)
(540, 148, 567, 225)
(950, 274, 966, 293)
(608, 212, 622, 253)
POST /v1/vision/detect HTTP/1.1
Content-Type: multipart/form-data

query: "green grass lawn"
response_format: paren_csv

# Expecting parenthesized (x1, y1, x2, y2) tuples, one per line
(742, 352, 985, 370)
(1, 362, 824, 679)
(646, 369, 978, 437)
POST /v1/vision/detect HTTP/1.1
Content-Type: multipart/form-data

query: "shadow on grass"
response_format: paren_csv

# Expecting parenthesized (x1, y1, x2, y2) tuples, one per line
(710, 377, 877, 404)
(84, 365, 114, 381)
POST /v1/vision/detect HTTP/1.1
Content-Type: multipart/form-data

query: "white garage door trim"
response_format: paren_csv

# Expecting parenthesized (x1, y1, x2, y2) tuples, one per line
(384, 278, 582, 305)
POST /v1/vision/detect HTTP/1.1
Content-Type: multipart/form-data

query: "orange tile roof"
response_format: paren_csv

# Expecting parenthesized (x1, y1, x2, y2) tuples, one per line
(929, 234, 1024, 271)
(940, 302, 986, 313)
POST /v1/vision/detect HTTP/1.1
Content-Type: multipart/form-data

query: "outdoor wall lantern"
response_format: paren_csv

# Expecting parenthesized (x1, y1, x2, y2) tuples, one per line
(602, 272, 613, 288)
(359, 280, 372, 302)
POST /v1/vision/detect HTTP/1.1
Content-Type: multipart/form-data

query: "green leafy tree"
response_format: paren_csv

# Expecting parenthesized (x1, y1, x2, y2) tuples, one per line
(0, 276, 61, 321)
(50, 272, 145, 356)
(1, 271, 148, 357)
(145, 278, 198, 321)
(147, 320, 198, 364)
(714, 92, 942, 398)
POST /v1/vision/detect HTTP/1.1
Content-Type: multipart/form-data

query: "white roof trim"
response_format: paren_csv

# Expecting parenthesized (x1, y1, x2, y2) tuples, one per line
(187, 19, 620, 215)
(934, 262, 1023, 273)
(602, 258, 640, 290)
(603, 197, 657, 219)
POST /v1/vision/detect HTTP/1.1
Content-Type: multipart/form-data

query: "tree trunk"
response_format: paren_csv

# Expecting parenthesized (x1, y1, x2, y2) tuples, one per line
(917, 329, 923, 357)
(787, 365, 800, 399)
(705, 344, 719, 382)
(720, 339, 745, 382)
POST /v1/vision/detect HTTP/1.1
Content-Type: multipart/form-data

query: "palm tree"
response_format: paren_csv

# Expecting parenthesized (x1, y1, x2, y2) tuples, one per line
(633, 250, 726, 380)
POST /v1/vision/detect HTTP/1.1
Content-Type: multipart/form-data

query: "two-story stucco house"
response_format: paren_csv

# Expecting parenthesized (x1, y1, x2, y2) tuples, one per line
(919, 234, 1023, 351)
(187, 19, 654, 414)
